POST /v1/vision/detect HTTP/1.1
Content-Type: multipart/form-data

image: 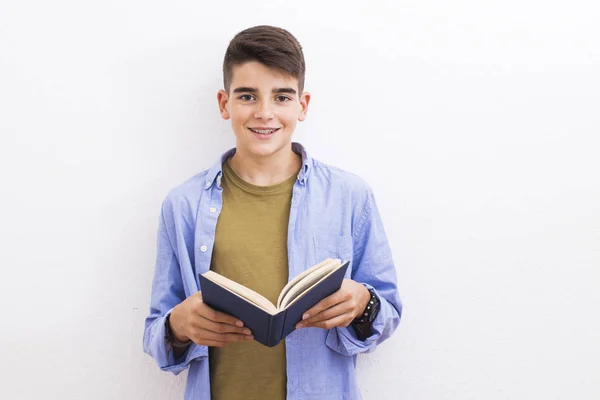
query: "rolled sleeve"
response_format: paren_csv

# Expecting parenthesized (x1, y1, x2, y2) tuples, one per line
(326, 284, 401, 356)
(143, 307, 207, 375)
(142, 202, 207, 374)
(326, 189, 403, 356)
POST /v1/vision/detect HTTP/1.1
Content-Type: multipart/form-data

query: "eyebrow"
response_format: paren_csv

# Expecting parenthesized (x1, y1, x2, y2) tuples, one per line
(232, 87, 297, 95)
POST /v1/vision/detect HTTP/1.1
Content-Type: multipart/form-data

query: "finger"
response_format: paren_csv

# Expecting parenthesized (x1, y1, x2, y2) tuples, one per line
(301, 313, 355, 330)
(197, 303, 244, 327)
(201, 340, 227, 348)
(297, 302, 352, 328)
(193, 328, 254, 343)
(301, 291, 346, 321)
(195, 316, 252, 335)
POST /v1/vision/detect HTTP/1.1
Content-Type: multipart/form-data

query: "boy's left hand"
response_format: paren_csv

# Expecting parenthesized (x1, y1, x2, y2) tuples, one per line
(295, 279, 371, 330)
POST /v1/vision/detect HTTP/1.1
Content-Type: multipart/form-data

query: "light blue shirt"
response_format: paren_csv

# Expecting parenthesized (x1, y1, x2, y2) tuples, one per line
(143, 143, 402, 400)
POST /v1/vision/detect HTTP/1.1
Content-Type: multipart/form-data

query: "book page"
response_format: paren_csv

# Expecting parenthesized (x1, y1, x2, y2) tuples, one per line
(202, 271, 278, 315)
(278, 259, 342, 310)
(276, 258, 334, 309)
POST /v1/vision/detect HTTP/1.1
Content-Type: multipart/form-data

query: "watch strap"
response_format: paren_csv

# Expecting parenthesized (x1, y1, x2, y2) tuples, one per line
(353, 289, 380, 324)
(351, 289, 380, 340)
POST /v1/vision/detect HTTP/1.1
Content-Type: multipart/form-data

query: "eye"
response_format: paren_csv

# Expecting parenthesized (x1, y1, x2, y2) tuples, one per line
(276, 95, 291, 102)
(239, 94, 255, 101)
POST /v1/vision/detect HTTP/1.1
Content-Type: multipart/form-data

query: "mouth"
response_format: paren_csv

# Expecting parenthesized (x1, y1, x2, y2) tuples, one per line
(248, 127, 281, 135)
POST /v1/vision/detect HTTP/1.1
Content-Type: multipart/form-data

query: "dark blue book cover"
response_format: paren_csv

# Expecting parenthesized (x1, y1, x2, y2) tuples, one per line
(199, 261, 349, 347)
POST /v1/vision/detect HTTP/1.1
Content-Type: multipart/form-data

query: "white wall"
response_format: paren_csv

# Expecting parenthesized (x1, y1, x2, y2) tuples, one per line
(1, 0, 598, 399)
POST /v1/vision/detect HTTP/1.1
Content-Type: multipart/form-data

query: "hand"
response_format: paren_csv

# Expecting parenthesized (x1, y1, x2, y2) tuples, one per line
(295, 279, 370, 330)
(169, 291, 254, 347)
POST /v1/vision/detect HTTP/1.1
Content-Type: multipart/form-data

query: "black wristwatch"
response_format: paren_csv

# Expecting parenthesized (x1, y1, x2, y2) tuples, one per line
(351, 289, 380, 340)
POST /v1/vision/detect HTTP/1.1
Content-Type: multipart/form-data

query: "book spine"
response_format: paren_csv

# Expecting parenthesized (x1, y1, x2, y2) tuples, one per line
(277, 311, 286, 343)
(268, 312, 285, 347)
(266, 314, 274, 347)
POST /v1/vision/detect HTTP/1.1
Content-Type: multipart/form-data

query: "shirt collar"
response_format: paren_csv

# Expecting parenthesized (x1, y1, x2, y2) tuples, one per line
(204, 142, 313, 190)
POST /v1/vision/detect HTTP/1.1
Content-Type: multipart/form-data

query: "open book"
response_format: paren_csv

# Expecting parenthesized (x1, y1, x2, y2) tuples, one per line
(199, 258, 349, 347)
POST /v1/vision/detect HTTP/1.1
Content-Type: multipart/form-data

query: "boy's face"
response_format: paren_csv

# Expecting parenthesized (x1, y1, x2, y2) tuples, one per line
(217, 61, 310, 160)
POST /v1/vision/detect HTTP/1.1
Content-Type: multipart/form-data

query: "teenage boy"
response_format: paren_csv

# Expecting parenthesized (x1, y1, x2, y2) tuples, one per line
(143, 25, 402, 400)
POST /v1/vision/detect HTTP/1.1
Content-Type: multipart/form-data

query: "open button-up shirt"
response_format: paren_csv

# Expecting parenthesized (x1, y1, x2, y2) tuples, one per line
(143, 143, 402, 400)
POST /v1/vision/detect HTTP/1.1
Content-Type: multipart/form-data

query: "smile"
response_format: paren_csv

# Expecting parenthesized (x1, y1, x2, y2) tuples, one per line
(248, 128, 281, 135)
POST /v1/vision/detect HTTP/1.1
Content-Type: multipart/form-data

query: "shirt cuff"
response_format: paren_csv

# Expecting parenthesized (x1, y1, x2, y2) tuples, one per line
(144, 307, 208, 375)
(325, 283, 388, 356)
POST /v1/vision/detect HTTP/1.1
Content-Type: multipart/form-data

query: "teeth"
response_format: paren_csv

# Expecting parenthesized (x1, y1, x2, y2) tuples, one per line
(250, 128, 277, 134)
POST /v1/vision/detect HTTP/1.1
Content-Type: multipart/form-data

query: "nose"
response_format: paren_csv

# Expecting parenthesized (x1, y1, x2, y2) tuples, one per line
(253, 100, 274, 120)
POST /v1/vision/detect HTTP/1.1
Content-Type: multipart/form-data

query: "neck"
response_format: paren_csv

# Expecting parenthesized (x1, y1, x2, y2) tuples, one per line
(228, 145, 301, 186)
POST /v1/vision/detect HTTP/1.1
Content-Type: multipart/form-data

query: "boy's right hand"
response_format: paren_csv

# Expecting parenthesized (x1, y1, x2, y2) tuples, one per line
(169, 291, 253, 347)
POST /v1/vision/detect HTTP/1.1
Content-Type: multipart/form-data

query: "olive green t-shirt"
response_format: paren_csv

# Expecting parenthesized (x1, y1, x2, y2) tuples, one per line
(209, 159, 298, 400)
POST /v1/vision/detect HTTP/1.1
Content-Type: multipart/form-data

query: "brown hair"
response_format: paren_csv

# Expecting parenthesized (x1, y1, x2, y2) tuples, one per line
(223, 25, 306, 94)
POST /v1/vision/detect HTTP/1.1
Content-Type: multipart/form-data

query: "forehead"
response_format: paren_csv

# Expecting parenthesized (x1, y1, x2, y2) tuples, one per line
(230, 61, 299, 92)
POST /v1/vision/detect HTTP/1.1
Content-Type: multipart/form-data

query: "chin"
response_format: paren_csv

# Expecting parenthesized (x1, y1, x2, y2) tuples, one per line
(239, 138, 292, 158)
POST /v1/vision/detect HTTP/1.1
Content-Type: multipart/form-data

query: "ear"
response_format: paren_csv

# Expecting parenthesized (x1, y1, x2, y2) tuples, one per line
(298, 91, 311, 121)
(217, 89, 230, 120)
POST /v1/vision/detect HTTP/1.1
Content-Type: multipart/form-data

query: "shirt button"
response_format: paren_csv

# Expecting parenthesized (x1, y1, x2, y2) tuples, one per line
(200, 245, 208, 252)
(209, 207, 217, 213)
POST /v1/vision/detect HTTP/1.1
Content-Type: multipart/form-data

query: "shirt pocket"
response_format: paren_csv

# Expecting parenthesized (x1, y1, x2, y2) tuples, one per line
(313, 234, 353, 274)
